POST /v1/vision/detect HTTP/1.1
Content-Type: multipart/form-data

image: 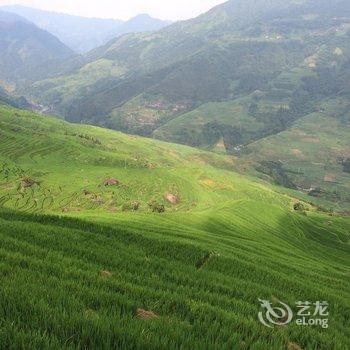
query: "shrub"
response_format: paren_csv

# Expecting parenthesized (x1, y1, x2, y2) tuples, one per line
(293, 202, 308, 214)
(148, 199, 165, 213)
(122, 201, 140, 211)
(21, 177, 38, 188)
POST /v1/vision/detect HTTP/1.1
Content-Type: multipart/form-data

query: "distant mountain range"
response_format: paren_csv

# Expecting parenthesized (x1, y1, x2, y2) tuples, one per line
(0, 5, 172, 53)
(0, 10, 74, 85)
(12, 0, 347, 206)
(0, 0, 349, 206)
(0, 9, 29, 23)
(25, 0, 350, 134)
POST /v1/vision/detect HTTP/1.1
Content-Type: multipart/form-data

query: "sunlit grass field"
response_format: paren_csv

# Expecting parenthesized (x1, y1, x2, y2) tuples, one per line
(0, 106, 349, 349)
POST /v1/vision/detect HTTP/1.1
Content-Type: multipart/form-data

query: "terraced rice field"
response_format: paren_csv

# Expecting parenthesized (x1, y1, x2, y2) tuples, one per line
(0, 106, 349, 349)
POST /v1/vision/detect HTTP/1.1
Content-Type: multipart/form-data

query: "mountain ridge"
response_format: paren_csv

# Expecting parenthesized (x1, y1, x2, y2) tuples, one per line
(2, 0, 350, 207)
(0, 10, 74, 86)
(1, 5, 171, 52)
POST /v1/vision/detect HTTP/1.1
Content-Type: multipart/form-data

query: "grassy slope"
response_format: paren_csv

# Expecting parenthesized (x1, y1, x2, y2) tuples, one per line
(0, 106, 349, 349)
(20, 1, 350, 211)
(242, 109, 350, 208)
(153, 63, 350, 208)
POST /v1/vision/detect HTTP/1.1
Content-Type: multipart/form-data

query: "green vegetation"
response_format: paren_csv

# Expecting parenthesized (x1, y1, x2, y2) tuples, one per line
(20, 0, 350, 136)
(0, 106, 349, 349)
(0, 106, 241, 214)
(244, 110, 350, 209)
(0, 1, 349, 348)
(6, 0, 347, 207)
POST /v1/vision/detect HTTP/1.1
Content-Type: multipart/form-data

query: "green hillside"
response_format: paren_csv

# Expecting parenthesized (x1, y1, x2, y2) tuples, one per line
(24, 0, 350, 132)
(15, 0, 349, 207)
(0, 106, 243, 214)
(242, 109, 350, 208)
(0, 106, 349, 349)
(153, 79, 350, 207)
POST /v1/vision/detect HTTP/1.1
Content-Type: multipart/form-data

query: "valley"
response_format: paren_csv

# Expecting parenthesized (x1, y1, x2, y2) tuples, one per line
(2, 0, 347, 207)
(0, 1, 349, 349)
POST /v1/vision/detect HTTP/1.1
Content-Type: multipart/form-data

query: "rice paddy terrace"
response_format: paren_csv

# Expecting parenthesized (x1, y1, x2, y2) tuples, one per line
(0, 106, 349, 349)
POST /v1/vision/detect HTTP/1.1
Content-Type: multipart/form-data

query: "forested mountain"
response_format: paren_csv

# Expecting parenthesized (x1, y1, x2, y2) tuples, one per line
(1, 5, 171, 53)
(0, 2, 349, 347)
(0, 10, 74, 87)
(4, 0, 350, 205)
(26, 0, 350, 132)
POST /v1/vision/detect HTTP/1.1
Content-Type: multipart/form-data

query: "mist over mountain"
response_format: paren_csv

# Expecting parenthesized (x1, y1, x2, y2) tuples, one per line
(0, 9, 29, 23)
(1, 5, 171, 52)
(104, 14, 172, 42)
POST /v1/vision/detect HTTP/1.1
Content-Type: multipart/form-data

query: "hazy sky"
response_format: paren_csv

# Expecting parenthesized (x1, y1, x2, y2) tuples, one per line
(0, 0, 227, 20)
